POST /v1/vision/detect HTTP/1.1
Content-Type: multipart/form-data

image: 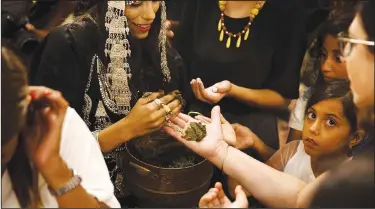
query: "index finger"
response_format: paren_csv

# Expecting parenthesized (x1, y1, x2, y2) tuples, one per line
(159, 93, 178, 105)
(177, 113, 195, 123)
(139, 92, 162, 105)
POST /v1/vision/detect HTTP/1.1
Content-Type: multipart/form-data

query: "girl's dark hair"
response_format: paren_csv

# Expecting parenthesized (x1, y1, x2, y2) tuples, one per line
(301, 3, 356, 87)
(358, 1, 374, 54)
(306, 80, 357, 132)
(1, 43, 41, 208)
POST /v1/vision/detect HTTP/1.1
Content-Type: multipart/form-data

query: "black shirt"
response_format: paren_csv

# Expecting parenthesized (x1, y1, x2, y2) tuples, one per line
(175, 0, 307, 150)
(176, 0, 306, 113)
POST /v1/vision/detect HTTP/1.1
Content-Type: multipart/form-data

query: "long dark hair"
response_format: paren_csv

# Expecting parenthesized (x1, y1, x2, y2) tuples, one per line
(301, 3, 356, 87)
(1, 43, 42, 208)
(306, 80, 357, 133)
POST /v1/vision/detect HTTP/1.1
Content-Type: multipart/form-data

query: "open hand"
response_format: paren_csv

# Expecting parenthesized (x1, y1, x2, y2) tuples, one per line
(195, 114, 236, 147)
(199, 182, 248, 208)
(163, 106, 228, 161)
(232, 123, 256, 150)
(191, 78, 232, 104)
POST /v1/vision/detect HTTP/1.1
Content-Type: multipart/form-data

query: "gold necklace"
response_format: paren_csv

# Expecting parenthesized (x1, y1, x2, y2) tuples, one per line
(218, 1, 265, 48)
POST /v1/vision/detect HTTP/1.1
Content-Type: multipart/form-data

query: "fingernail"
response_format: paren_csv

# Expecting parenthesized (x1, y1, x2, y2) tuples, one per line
(212, 86, 218, 93)
(44, 90, 52, 96)
(30, 91, 37, 99)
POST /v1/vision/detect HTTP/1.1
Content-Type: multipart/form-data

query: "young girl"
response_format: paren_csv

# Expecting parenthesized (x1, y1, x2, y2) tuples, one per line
(268, 81, 363, 182)
(288, 9, 355, 142)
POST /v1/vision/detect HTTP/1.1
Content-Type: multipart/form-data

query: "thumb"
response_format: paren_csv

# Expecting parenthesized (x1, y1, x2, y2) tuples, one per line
(213, 81, 230, 93)
(219, 113, 229, 124)
(232, 123, 240, 130)
(211, 106, 221, 127)
(233, 185, 248, 207)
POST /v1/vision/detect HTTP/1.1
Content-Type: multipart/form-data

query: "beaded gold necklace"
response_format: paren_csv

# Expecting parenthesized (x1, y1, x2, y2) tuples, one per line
(218, 1, 265, 48)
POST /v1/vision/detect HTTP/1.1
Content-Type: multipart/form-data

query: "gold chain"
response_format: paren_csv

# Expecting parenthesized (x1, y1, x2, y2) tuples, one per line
(218, 1, 265, 48)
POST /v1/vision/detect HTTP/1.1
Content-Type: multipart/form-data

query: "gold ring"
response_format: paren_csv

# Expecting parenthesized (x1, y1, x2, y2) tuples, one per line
(153, 98, 163, 108)
(165, 115, 170, 122)
(162, 104, 172, 115)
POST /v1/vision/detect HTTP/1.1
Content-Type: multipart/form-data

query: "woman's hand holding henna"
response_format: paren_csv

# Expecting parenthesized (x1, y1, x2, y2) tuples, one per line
(123, 92, 183, 139)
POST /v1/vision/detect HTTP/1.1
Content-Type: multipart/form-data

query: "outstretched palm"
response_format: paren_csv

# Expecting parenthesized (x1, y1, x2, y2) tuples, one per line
(191, 79, 231, 104)
(163, 106, 227, 161)
(199, 182, 248, 208)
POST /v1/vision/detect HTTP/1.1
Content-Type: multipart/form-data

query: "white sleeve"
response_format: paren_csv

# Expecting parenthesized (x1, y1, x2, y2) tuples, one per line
(289, 96, 307, 131)
(59, 107, 120, 208)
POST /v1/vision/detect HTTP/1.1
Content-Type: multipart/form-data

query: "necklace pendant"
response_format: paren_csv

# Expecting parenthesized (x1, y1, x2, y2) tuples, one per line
(226, 36, 231, 48)
(236, 36, 241, 48)
(219, 1, 226, 11)
(218, 19, 222, 31)
(219, 29, 224, 42)
(251, 8, 259, 16)
(244, 29, 250, 40)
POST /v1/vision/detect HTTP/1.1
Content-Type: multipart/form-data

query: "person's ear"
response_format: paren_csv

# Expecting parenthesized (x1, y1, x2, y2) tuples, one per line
(349, 130, 366, 148)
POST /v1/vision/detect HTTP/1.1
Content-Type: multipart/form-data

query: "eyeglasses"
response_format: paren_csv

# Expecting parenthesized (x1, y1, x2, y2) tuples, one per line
(337, 32, 374, 57)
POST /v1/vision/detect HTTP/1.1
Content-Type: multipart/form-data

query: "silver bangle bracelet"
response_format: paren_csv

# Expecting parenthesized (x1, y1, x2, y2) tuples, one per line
(48, 169, 82, 197)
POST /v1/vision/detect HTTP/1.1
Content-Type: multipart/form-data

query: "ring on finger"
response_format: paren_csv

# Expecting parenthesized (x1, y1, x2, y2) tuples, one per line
(153, 98, 163, 109)
(161, 104, 172, 115)
(165, 114, 171, 122)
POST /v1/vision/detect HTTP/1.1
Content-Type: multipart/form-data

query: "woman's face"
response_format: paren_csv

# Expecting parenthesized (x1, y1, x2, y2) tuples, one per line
(125, 1, 160, 39)
(320, 35, 348, 80)
(302, 99, 353, 158)
(345, 14, 374, 109)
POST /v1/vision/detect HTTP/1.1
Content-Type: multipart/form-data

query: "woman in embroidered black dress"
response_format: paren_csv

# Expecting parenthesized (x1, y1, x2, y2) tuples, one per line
(30, 1, 188, 206)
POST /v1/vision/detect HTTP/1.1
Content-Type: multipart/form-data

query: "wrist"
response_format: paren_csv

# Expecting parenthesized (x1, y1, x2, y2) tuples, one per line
(227, 83, 236, 98)
(251, 134, 263, 151)
(208, 142, 230, 168)
(38, 156, 73, 190)
(120, 117, 137, 141)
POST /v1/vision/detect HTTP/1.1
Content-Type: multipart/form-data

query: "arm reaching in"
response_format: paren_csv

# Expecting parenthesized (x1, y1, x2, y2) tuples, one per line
(163, 106, 323, 208)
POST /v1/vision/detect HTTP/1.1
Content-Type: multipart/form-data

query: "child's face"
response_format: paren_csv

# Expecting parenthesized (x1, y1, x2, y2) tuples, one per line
(302, 99, 352, 158)
(320, 35, 348, 80)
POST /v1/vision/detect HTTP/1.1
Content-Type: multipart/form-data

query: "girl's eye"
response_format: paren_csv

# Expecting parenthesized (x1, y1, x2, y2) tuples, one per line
(333, 50, 343, 63)
(307, 112, 316, 120)
(326, 118, 337, 127)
